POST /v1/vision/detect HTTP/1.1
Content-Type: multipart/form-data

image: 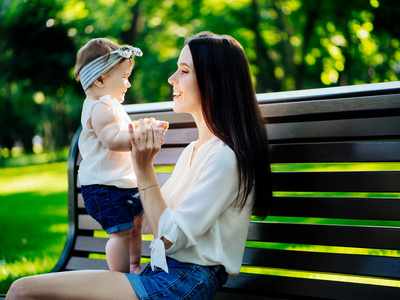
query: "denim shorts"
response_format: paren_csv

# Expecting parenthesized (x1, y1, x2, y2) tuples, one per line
(81, 184, 143, 234)
(125, 257, 228, 300)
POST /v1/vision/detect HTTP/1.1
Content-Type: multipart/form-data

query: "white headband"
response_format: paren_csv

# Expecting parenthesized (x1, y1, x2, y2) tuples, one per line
(79, 45, 143, 91)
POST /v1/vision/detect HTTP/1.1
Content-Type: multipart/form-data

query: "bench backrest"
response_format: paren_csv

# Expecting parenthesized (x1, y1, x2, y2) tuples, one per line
(55, 81, 400, 300)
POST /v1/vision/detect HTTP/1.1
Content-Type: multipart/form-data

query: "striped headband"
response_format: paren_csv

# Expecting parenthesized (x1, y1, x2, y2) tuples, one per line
(79, 45, 143, 91)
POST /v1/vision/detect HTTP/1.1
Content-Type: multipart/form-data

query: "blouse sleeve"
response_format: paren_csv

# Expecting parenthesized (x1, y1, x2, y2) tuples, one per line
(150, 146, 239, 272)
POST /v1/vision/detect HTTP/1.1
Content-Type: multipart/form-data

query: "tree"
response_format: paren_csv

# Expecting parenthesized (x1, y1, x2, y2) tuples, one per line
(1, 0, 399, 152)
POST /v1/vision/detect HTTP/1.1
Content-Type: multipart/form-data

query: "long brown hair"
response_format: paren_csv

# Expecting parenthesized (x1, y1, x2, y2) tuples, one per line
(186, 32, 273, 218)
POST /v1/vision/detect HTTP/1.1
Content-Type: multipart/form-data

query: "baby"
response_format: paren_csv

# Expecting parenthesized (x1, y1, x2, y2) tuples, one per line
(74, 38, 164, 274)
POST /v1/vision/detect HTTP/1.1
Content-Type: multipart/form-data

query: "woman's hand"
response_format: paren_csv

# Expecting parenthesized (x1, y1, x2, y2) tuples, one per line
(129, 119, 165, 174)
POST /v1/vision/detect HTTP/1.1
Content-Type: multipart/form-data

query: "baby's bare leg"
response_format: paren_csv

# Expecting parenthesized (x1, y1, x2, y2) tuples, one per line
(130, 214, 144, 274)
(6, 270, 138, 300)
(106, 228, 132, 272)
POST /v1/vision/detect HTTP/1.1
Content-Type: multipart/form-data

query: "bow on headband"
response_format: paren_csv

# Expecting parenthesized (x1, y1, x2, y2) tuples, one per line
(79, 45, 143, 91)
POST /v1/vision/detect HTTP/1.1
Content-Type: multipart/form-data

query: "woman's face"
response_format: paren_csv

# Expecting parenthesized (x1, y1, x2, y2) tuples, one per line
(168, 45, 202, 115)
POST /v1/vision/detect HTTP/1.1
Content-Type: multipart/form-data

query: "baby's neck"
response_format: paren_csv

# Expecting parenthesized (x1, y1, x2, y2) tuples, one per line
(85, 87, 106, 100)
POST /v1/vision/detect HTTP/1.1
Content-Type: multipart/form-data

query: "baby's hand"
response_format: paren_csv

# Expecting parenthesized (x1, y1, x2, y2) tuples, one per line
(132, 118, 169, 132)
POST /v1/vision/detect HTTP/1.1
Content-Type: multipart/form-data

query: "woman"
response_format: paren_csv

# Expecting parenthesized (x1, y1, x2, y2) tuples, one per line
(6, 31, 272, 300)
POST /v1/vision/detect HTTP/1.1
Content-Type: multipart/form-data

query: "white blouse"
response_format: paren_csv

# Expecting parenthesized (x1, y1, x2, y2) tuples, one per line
(150, 137, 254, 276)
(78, 95, 137, 188)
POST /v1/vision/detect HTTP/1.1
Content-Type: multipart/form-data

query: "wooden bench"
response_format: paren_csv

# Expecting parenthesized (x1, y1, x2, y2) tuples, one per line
(51, 81, 400, 299)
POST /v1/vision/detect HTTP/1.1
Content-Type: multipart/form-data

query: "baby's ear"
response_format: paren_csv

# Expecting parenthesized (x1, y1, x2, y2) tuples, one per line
(93, 76, 105, 88)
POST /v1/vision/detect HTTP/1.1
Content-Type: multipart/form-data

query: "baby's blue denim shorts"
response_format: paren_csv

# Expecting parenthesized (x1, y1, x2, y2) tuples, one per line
(125, 257, 228, 300)
(81, 184, 143, 234)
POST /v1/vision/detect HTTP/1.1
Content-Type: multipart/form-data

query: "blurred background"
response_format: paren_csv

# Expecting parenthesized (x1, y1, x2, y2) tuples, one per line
(1, 0, 400, 155)
(1, 0, 400, 294)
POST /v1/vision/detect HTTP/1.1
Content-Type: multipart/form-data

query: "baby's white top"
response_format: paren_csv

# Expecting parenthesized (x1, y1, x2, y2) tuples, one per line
(78, 95, 137, 188)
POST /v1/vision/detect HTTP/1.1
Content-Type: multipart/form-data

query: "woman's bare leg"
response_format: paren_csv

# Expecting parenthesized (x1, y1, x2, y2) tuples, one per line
(6, 270, 139, 300)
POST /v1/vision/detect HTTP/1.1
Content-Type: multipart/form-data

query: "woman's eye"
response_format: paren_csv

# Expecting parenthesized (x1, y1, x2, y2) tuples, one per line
(181, 70, 188, 74)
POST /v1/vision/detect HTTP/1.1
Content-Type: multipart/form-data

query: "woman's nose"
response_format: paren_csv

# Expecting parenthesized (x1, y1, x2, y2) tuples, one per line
(168, 71, 177, 85)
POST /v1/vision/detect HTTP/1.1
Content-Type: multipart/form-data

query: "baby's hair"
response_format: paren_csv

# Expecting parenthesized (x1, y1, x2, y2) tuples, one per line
(74, 38, 133, 82)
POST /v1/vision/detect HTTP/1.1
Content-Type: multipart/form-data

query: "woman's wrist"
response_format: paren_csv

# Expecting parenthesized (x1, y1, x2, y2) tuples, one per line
(139, 183, 159, 192)
(135, 164, 158, 189)
(135, 163, 155, 178)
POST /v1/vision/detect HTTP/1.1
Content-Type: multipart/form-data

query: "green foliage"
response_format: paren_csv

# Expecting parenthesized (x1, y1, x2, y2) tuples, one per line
(1, 0, 399, 152)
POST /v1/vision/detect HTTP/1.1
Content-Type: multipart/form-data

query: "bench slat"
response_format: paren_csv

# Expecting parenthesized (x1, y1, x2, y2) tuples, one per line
(267, 116, 400, 141)
(273, 171, 400, 192)
(65, 257, 148, 271)
(248, 222, 400, 250)
(153, 147, 185, 165)
(241, 247, 400, 279)
(259, 93, 400, 117)
(270, 141, 400, 163)
(163, 128, 198, 145)
(77, 193, 84, 208)
(127, 111, 194, 125)
(74, 236, 152, 257)
(158, 142, 400, 165)
(78, 215, 102, 231)
(65, 257, 109, 271)
(156, 173, 172, 187)
(271, 197, 400, 220)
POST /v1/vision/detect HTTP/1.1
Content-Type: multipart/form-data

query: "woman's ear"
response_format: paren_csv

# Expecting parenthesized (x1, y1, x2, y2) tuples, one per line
(93, 76, 105, 88)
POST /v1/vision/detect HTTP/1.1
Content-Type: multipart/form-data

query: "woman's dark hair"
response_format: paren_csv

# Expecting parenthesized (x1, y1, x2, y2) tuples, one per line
(186, 31, 273, 219)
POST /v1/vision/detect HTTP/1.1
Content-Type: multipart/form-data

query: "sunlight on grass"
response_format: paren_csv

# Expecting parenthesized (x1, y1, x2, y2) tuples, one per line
(0, 162, 67, 195)
(0, 162, 68, 293)
(0, 256, 59, 281)
(48, 223, 69, 233)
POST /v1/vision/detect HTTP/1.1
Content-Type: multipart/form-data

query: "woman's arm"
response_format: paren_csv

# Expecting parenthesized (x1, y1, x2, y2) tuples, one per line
(129, 120, 172, 249)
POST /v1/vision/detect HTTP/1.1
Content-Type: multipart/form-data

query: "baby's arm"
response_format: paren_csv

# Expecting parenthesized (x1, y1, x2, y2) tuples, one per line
(91, 102, 131, 151)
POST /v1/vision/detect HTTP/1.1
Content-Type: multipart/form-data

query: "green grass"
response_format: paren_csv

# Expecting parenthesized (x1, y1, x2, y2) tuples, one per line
(0, 162, 68, 294)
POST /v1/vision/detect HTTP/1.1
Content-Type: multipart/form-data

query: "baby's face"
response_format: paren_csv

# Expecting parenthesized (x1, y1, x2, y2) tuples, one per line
(102, 59, 133, 103)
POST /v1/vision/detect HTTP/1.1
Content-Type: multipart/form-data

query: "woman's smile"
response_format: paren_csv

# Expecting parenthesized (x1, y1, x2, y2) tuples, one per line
(173, 90, 183, 101)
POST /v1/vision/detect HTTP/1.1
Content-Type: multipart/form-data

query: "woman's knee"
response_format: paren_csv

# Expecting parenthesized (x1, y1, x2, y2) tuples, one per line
(6, 277, 34, 300)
